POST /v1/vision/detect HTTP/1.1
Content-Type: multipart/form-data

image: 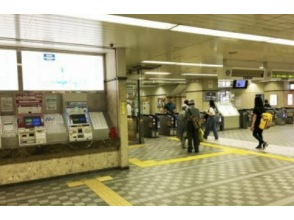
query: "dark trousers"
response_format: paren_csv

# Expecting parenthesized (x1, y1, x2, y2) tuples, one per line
(204, 116, 218, 139)
(252, 127, 264, 146)
(187, 121, 199, 152)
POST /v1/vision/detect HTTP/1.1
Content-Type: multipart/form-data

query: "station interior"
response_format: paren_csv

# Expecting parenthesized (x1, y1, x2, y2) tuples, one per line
(0, 14, 294, 208)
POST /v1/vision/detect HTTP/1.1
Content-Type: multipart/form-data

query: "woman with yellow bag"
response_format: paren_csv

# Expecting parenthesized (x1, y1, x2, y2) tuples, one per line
(250, 97, 269, 150)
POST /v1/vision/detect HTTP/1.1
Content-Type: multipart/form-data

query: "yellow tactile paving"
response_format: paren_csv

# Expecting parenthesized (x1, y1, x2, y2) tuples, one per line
(82, 179, 132, 206)
(67, 181, 84, 188)
(67, 176, 113, 188)
(128, 144, 144, 149)
(129, 140, 294, 168)
(202, 142, 294, 163)
(129, 151, 232, 167)
(96, 176, 113, 182)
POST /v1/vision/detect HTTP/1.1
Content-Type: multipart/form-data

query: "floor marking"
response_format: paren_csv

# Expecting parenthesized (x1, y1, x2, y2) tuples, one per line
(129, 151, 231, 167)
(67, 176, 132, 206)
(67, 175, 113, 188)
(167, 137, 180, 141)
(129, 144, 144, 149)
(201, 142, 294, 163)
(67, 181, 84, 188)
(83, 179, 132, 206)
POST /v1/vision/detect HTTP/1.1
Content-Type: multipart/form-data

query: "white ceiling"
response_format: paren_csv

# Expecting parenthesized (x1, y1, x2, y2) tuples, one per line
(1, 14, 294, 82)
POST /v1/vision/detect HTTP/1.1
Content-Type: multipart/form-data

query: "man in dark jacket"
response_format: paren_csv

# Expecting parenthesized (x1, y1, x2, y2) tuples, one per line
(184, 99, 200, 153)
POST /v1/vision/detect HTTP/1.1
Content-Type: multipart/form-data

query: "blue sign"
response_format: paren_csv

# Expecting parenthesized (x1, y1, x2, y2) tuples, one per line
(43, 53, 55, 61)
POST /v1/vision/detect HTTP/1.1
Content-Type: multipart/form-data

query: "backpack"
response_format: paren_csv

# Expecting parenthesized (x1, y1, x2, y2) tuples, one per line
(259, 112, 273, 130)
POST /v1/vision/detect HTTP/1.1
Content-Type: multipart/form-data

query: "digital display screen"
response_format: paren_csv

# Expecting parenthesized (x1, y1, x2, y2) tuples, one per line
(233, 79, 248, 89)
(24, 116, 41, 127)
(70, 114, 87, 124)
(0, 49, 18, 91)
(21, 51, 104, 91)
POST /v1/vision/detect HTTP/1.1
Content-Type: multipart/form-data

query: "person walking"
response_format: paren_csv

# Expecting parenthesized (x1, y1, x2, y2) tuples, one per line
(203, 100, 219, 140)
(184, 99, 200, 153)
(176, 104, 188, 148)
(250, 96, 269, 150)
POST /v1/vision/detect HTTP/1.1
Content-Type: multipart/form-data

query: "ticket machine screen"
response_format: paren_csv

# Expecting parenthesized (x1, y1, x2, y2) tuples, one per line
(70, 114, 87, 124)
(24, 116, 41, 127)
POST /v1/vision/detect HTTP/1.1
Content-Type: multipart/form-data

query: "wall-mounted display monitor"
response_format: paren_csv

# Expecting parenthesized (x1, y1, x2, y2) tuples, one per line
(24, 116, 42, 128)
(21, 51, 104, 91)
(232, 79, 248, 89)
(70, 114, 87, 124)
(0, 49, 18, 91)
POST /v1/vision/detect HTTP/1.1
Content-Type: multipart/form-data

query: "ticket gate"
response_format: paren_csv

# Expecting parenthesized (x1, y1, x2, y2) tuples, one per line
(274, 108, 286, 125)
(156, 113, 178, 136)
(284, 108, 294, 124)
(142, 114, 159, 138)
(238, 109, 253, 129)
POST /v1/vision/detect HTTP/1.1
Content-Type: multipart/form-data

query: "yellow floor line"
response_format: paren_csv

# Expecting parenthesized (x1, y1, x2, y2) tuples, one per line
(129, 151, 231, 167)
(201, 142, 294, 163)
(128, 144, 144, 149)
(67, 181, 84, 188)
(83, 179, 132, 206)
(67, 176, 113, 188)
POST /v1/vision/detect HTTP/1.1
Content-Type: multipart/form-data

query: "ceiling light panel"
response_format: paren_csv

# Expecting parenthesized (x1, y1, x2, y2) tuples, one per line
(59, 14, 176, 30)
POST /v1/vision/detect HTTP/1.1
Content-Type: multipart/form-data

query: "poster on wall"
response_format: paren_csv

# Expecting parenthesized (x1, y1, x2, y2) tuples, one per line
(1, 96, 13, 112)
(270, 94, 277, 106)
(157, 97, 166, 113)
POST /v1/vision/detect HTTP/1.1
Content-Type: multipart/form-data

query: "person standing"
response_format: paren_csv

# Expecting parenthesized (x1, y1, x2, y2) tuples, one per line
(250, 96, 269, 150)
(203, 100, 219, 140)
(176, 104, 188, 148)
(127, 101, 132, 117)
(264, 99, 271, 108)
(184, 99, 200, 153)
(164, 97, 176, 114)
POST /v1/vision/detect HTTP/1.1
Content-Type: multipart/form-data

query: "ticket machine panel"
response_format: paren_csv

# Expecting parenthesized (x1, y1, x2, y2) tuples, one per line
(65, 102, 93, 142)
(1, 115, 18, 148)
(16, 93, 47, 146)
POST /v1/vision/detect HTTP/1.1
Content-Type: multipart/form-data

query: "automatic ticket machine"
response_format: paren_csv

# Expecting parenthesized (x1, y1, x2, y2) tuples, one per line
(156, 113, 178, 136)
(142, 114, 160, 138)
(16, 93, 47, 146)
(64, 101, 93, 142)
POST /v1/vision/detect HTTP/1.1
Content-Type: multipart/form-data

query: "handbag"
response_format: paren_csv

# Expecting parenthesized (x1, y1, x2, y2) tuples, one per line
(188, 109, 200, 129)
(198, 128, 204, 142)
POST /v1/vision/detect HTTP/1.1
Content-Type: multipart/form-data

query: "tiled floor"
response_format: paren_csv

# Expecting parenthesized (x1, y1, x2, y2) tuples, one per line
(1, 124, 294, 206)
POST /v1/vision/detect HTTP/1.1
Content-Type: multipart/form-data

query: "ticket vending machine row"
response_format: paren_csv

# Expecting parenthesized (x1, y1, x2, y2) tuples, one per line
(142, 114, 160, 138)
(64, 102, 93, 142)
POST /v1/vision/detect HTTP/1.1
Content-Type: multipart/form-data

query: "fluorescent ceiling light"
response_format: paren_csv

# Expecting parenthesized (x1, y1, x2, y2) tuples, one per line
(144, 72, 171, 75)
(142, 60, 223, 67)
(267, 38, 294, 46)
(60, 14, 294, 46)
(148, 78, 186, 81)
(59, 14, 176, 30)
(142, 60, 177, 65)
(181, 73, 217, 76)
(176, 62, 223, 68)
(171, 25, 274, 42)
